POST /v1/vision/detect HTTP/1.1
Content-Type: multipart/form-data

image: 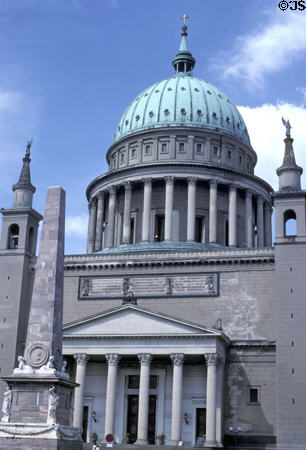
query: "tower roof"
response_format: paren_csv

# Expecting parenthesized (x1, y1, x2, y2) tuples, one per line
(13, 140, 35, 193)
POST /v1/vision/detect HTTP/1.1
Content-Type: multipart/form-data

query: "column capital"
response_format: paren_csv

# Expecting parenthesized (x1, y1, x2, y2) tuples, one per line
(245, 189, 253, 199)
(187, 176, 197, 185)
(108, 185, 117, 195)
(143, 178, 152, 187)
(97, 190, 105, 200)
(124, 181, 132, 191)
(138, 353, 152, 366)
(74, 353, 89, 365)
(204, 353, 219, 366)
(257, 195, 264, 205)
(165, 176, 175, 184)
(170, 353, 184, 366)
(264, 201, 272, 211)
(209, 179, 218, 188)
(88, 198, 97, 210)
(106, 353, 121, 366)
(229, 183, 237, 192)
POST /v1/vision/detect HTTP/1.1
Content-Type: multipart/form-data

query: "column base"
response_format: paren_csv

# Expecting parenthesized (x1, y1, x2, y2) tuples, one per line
(168, 439, 180, 445)
(205, 440, 218, 448)
(135, 438, 148, 445)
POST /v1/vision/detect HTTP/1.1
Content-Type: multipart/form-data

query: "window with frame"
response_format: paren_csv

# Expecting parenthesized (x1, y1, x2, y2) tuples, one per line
(179, 142, 185, 152)
(249, 387, 259, 404)
(227, 150, 232, 160)
(145, 145, 151, 155)
(131, 148, 136, 158)
(213, 145, 219, 156)
(161, 143, 168, 153)
(196, 143, 203, 153)
(120, 153, 125, 162)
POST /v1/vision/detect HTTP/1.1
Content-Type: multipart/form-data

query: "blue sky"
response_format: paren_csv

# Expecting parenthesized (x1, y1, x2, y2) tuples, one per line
(1, 0, 306, 254)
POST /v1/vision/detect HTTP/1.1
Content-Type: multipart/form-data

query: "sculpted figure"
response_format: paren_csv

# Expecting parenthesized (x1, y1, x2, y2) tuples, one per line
(17, 355, 25, 370)
(2, 387, 12, 422)
(282, 117, 291, 137)
(48, 386, 59, 423)
(81, 278, 91, 296)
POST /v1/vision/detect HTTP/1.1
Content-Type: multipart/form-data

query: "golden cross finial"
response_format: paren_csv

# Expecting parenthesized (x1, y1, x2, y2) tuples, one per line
(180, 13, 190, 26)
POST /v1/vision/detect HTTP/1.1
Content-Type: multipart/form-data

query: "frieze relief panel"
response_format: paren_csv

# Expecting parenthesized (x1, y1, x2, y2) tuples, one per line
(79, 273, 218, 300)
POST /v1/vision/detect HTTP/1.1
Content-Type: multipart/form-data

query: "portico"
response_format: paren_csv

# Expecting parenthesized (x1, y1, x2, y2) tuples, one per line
(63, 304, 229, 447)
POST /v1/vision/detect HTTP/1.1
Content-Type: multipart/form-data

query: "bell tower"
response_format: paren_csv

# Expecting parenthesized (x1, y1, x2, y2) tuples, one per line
(0, 141, 42, 402)
(274, 120, 306, 448)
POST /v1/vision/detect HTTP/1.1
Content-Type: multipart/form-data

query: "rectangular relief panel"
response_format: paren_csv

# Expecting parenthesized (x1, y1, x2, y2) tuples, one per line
(79, 272, 219, 300)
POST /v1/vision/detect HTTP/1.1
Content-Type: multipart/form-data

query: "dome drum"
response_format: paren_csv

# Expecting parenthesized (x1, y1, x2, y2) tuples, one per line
(107, 128, 257, 175)
(86, 171, 272, 254)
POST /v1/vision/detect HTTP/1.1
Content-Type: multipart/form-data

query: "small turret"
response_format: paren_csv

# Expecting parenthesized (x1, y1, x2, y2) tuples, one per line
(172, 14, 196, 74)
(276, 118, 303, 192)
(12, 140, 36, 209)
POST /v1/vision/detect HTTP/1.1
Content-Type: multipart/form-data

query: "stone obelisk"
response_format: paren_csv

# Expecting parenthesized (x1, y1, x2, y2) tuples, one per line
(0, 187, 82, 449)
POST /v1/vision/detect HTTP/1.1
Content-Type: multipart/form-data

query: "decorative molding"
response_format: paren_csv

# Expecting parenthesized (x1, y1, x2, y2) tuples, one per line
(170, 353, 184, 366)
(204, 353, 219, 366)
(78, 272, 219, 300)
(124, 181, 132, 191)
(138, 353, 152, 366)
(74, 353, 89, 365)
(105, 354, 121, 366)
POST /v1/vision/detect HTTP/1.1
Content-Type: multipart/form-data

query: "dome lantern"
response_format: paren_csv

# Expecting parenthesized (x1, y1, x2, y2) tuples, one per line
(172, 15, 195, 75)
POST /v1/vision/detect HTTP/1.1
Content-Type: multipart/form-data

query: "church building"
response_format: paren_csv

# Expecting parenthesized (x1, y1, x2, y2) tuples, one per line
(1, 22, 306, 449)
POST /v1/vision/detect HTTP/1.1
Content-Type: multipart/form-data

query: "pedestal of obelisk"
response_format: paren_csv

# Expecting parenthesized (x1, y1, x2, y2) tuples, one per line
(0, 187, 82, 449)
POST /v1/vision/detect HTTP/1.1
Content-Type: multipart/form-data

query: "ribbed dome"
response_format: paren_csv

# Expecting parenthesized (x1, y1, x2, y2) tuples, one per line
(114, 75, 250, 146)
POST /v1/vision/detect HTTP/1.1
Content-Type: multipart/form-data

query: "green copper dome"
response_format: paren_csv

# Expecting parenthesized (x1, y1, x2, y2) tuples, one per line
(114, 24, 250, 146)
(114, 76, 250, 145)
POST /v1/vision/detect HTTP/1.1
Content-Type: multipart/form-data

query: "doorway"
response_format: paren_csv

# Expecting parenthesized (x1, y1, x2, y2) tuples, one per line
(196, 407, 206, 441)
(82, 405, 89, 442)
(126, 395, 156, 444)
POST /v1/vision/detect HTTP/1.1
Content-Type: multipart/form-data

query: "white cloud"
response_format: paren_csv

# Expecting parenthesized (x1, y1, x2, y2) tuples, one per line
(214, 13, 306, 89)
(66, 214, 88, 237)
(296, 86, 306, 103)
(238, 102, 306, 190)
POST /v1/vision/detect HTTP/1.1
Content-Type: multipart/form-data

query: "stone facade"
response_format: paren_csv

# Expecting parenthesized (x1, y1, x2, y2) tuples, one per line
(1, 25, 306, 449)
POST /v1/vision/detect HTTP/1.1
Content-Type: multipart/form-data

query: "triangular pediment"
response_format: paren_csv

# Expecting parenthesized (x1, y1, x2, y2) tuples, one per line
(63, 304, 221, 338)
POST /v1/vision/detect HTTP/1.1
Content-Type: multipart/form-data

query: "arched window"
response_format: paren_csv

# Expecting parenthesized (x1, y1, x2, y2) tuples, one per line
(28, 227, 34, 254)
(284, 209, 297, 237)
(8, 224, 19, 249)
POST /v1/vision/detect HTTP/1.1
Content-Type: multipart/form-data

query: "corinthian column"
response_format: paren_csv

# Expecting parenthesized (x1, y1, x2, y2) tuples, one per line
(245, 190, 253, 247)
(169, 353, 184, 444)
(165, 176, 174, 241)
(187, 177, 197, 241)
(122, 181, 132, 244)
(105, 186, 116, 248)
(104, 354, 121, 440)
(257, 196, 264, 248)
(136, 353, 152, 445)
(204, 353, 218, 447)
(142, 179, 152, 242)
(228, 184, 237, 246)
(87, 198, 97, 253)
(95, 191, 105, 251)
(73, 353, 89, 428)
(209, 180, 218, 242)
(264, 202, 272, 247)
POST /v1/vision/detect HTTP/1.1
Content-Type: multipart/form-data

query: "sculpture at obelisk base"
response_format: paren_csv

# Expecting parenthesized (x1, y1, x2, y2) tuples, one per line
(0, 187, 82, 449)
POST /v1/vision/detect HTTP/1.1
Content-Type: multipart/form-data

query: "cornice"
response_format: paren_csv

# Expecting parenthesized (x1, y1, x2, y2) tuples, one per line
(64, 248, 274, 271)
